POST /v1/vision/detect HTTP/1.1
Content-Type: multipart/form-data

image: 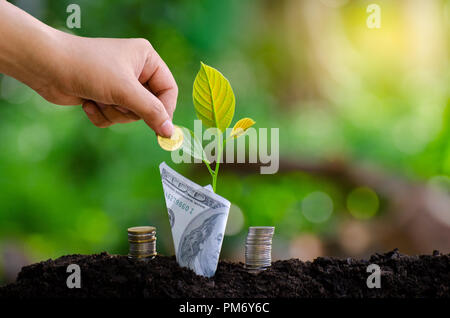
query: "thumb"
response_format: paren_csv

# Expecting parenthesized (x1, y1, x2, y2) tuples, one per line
(122, 80, 174, 137)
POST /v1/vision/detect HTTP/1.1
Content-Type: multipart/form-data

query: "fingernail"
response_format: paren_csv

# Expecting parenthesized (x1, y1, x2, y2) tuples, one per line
(159, 120, 174, 137)
(84, 104, 96, 115)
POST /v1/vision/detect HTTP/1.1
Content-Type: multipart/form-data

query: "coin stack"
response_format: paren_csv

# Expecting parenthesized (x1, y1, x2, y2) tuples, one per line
(127, 226, 157, 260)
(245, 226, 275, 272)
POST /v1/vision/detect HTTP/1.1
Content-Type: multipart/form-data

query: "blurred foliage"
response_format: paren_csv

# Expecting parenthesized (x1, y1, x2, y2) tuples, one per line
(0, 0, 449, 283)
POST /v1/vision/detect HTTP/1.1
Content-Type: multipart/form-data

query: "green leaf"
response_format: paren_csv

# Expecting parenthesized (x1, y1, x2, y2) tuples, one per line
(193, 62, 235, 132)
(180, 126, 210, 164)
(230, 117, 256, 138)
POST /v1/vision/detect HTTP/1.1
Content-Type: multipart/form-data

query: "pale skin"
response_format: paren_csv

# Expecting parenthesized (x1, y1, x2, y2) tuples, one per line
(0, 0, 176, 137)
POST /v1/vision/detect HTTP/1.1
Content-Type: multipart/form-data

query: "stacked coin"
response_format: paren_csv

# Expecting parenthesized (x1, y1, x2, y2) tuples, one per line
(245, 226, 275, 271)
(127, 226, 157, 260)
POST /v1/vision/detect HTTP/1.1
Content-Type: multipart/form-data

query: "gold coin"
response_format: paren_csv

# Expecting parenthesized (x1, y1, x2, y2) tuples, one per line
(157, 125, 184, 151)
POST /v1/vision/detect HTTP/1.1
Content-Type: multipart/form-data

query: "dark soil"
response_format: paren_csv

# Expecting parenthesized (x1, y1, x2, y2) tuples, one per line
(0, 249, 449, 298)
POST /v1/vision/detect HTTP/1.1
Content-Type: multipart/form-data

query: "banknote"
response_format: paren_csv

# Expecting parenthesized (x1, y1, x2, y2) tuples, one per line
(159, 162, 230, 277)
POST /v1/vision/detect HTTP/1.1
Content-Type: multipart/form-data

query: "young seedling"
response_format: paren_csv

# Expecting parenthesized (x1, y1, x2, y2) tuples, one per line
(158, 62, 255, 193)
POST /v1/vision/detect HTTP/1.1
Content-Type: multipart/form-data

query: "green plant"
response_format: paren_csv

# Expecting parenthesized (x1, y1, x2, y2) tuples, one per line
(159, 62, 255, 192)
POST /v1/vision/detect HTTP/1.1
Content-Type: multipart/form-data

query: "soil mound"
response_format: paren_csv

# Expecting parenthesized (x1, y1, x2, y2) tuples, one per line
(1, 249, 449, 298)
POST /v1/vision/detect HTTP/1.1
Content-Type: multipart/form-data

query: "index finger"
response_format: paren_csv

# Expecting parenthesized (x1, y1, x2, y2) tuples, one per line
(139, 50, 178, 119)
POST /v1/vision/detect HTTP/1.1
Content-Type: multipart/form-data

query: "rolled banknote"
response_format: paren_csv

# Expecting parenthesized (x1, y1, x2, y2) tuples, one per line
(159, 162, 231, 277)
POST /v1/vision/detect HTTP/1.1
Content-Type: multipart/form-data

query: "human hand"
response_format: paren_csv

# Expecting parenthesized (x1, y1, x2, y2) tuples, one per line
(48, 35, 178, 137)
(0, 1, 177, 137)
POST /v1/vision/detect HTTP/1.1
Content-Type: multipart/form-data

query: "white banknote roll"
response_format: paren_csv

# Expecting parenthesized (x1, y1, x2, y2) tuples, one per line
(159, 162, 231, 277)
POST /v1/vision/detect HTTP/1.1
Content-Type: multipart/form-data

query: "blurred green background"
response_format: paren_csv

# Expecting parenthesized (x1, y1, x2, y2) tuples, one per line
(0, 0, 449, 283)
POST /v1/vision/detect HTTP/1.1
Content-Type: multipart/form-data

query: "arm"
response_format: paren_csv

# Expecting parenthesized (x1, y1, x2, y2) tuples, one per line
(0, 0, 176, 136)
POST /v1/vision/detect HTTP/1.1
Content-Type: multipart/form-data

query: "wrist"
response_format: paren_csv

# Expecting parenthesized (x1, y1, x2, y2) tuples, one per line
(0, 1, 69, 93)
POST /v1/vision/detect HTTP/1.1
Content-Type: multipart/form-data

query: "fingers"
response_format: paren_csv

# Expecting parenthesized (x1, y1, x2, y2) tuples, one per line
(119, 81, 174, 137)
(82, 101, 111, 128)
(82, 101, 140, 128)
(139, 50, 178, 119)
(115, 106, 131, 114)
(97, 103, 141, 123)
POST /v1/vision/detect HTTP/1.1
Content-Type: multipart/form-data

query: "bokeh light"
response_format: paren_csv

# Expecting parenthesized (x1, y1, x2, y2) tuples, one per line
(225, 204, 245, 236)
(338, 220, 371, 255)
(289, 234, 323, 261)
(302, 191, 333, 223)
(346, 187, 379, 220)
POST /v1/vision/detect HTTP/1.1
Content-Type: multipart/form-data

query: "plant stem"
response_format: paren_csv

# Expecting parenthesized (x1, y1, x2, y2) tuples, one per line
(212, 131, 223, 192)
(203, 159, 214, 176)
(212, 173, 217, 192)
